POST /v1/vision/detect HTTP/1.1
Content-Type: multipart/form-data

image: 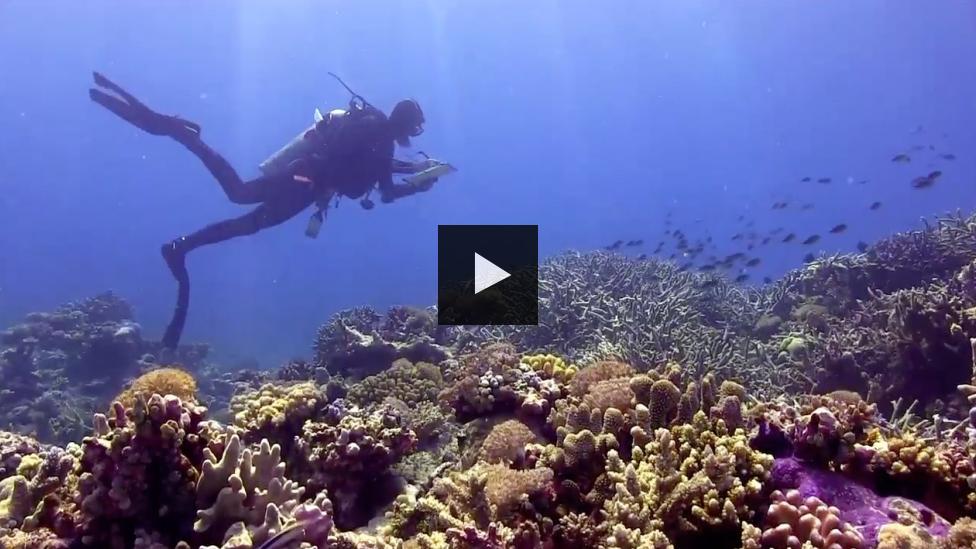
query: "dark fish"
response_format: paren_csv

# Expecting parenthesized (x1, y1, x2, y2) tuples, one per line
(929, 145, 935, 151)
(910, 125, 924, 135)
(891, 154, 911, 163)
(782, 233, 796, 243)
(637, 253, 648, 260)
(625, 239, 644, 247)
(857, 179, 869, 185)
(726, 253, 745, 261)
(747, 243, 755, 251)
(869, 201, 882, 210)
(928, 170, 942, 179)
(803, 253, 816, 262)
(829, 224, 847, 234)
(802, 235, 820, 245)
(801, 177, 811, 182)
(731, 233, 743, 241)
(911, 145, 925, 151)
(761, 237, 771, 245)
(856, 241, 868, 252)
(737, 215, 745, 221)
(734, 273, 750, 283)
(770, 227, 784, 235)
(771, 201, 788, 210)
(606, 240, 624, 250)
(801, 203, 814, 211)
(817, 177, 832, 184)
(940, 153, 956, 160)
(911, 176, 935, 189)
(763, 276, 772, 284)
(745, 258, 761, 267)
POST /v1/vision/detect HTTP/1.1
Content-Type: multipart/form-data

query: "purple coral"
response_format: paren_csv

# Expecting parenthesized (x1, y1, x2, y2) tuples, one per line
(771, 457, 951, 546)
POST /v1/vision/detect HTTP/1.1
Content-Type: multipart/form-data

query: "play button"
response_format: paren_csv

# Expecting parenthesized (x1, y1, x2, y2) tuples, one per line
(474, 253, 510, 294)
(438, 225, 538, 325)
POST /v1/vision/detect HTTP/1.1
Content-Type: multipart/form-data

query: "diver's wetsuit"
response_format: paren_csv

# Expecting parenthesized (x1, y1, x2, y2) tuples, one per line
(89, 72, 429, 348)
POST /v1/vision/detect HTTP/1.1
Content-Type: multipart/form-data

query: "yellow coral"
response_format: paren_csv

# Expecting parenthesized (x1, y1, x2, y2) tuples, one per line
(231, 381, 324, 434)
(114, 367, 197, 407)
(523, 353, 578, 384)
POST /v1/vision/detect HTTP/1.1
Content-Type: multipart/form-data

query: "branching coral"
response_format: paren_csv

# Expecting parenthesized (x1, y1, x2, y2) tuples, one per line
(293, 403, 416, 530)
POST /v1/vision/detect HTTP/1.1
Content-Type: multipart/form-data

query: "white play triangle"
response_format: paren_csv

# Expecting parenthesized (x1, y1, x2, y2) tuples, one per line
(474, 253, 510, 294)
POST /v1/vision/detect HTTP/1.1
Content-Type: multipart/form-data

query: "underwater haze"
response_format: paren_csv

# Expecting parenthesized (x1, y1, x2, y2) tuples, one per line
(1, 1, 974, 366)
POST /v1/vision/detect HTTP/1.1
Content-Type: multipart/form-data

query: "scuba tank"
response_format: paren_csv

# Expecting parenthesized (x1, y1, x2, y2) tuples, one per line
(258, 108, 340, 176)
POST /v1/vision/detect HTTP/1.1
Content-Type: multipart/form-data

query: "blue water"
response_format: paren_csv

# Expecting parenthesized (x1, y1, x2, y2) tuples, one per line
(1, 1, 974, 366)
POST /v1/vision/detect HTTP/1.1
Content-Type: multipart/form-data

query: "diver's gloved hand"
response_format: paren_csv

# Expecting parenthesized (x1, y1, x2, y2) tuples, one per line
(414, 158, 442, 172)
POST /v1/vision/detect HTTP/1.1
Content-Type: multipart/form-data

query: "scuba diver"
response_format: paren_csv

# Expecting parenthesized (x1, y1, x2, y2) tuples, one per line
(88, 71, 453, 349)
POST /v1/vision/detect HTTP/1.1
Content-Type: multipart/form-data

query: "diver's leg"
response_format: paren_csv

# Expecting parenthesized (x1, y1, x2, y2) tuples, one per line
(161, 185, 315, 278)
(173, 136, 285, 205)
(89, 72, 200, 139)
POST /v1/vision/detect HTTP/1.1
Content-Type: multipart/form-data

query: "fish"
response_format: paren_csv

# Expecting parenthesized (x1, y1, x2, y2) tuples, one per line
(734, 273, 750, 283)
(910, 125, 924, 135)
(782, 233, 796, 243)
(605, 240, 624, 250)
(911, 145, 925, 151)
(770, 227, 784, 234)
(763, 276, 772, 284)
(771, 201, 788, 210)
(731, 233, 743, 241)
(857, 179, 869, 185)
(803, 253, 816, 262)
(928, 170, 943, 179)
(817, 177, 832, 184)
(829, 224, 847, 234)
(761, 237, 771, 245)
(737, 215, 745, 222)
(856, 241, 868, 252)
(745, 258, 761, 267)
(625, 239, 644, 247)
(869, 201, 882, 210)
(802, 235, 820, 245)
(637, 253, 648, 260)
(257, 520, 310, 549)
(801, 177, 812, 182)
(891, 154, 911, 163)
(911, 176, 935, 189)
(801, 203, 814, 211)
(940, 153, 956, 160)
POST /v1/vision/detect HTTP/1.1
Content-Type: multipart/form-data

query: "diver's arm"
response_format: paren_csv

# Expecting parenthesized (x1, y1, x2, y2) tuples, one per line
(378, 169, 430, 203)
(392, 159, 421, 174)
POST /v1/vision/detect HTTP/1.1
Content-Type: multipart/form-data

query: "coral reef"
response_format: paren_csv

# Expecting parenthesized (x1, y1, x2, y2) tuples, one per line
(312, 306, 451, 380)
(2, 213, 976, 547)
